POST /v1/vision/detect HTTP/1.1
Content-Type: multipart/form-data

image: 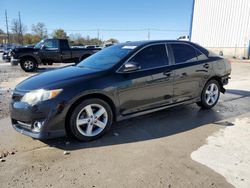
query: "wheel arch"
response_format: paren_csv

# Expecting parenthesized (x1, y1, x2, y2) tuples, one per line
(20, 55, 40, 64)
(205, 76, 225, 94)
(65, 93, 117, 136)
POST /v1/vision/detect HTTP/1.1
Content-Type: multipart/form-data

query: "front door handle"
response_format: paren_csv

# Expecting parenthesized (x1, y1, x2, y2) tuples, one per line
(203, 63, 210, 69)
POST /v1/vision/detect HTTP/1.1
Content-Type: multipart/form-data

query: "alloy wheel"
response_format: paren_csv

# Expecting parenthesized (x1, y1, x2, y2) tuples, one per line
(205, 83, 219, 105)
(76, 104, 108, 137)
(23, 60, 34, 70)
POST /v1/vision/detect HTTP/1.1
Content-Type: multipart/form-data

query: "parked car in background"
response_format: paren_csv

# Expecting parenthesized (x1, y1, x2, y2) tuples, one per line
(10, 40, 231, 141)
(103, 43, 115, 48)
(0, 44, 4, 52)
(71, 45, 86, 49)
(177, 35, 190, 41)
(2, 44, 17, 62)
(10, 39, 101, 72)
(85, 45, 101, 49)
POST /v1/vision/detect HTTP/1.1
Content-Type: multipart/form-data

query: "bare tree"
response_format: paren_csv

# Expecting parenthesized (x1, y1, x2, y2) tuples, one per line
(32, 22, 47, 39)
(11, 19, 26, 44)
(0, 28, 5, 34)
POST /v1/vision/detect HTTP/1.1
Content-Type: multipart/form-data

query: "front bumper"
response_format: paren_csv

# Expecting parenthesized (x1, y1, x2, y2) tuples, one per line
(3, 54, 11, 61)
(11, 58, 20, 66)
(10, 92, 66, 139)
(12, 123, 65, 139)
(221, 75, 230, 85)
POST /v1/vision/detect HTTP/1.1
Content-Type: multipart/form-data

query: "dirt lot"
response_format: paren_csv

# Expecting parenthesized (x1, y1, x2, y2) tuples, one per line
(0, 55, 70, 119)
(0, 55, 250, 188)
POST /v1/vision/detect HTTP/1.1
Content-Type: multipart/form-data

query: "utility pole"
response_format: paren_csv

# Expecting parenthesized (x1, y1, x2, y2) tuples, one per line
(5, 10, 10, 44)
(97, 29, 100, 45)
(18, 11, 23, 45)
(147, 28, 150, 40)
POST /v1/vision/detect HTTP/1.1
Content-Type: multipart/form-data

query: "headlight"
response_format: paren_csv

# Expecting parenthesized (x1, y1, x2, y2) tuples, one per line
(21, 89, 63, 105)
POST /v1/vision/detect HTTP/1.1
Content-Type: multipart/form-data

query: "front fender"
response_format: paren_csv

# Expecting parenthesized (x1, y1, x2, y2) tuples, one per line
(18, 53, 42, 64)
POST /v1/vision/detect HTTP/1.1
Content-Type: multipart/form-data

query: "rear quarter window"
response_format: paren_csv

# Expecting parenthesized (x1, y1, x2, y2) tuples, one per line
(196, 50, 208, 61)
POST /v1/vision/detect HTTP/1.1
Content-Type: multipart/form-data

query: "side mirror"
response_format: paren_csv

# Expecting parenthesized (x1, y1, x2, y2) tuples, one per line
(122, 62, 141, 72)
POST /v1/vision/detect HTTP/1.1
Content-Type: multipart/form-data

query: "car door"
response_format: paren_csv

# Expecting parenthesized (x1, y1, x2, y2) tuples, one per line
(117, 43, 174, 115)
(60, 40, 73, 63)
(39, 39, 61, 63)
(169, 43, 212, 103)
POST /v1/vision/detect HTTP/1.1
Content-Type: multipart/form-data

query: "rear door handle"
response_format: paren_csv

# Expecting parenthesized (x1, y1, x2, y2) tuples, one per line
(163, 70, 173, 77)
(203, 63, 210, 69)
(180, 72, 188, 78)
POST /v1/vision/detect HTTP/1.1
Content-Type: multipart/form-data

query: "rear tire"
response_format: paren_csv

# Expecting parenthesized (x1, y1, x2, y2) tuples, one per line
(20, 57, 38, 72)
(69, 98, 113, 141)
(196, 79, 220, 109)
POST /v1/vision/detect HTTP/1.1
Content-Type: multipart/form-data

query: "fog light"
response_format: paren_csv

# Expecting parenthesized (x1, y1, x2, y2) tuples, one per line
(33, 121, 44, 132)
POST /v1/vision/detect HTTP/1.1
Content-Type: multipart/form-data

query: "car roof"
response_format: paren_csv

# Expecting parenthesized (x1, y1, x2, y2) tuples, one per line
(122, 40, 194, 46)
(121, 40, 209, 56)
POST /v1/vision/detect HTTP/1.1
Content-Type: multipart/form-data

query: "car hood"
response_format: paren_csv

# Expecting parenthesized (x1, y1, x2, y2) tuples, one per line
(13, 47, 38, 53)
(16, 66, 103, 91)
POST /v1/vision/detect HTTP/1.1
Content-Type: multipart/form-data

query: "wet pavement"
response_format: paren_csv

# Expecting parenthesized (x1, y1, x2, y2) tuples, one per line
(0, 58, 250, 187)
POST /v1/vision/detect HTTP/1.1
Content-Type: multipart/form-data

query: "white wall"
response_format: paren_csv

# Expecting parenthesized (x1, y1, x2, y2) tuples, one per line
(191, 0, 250, 49)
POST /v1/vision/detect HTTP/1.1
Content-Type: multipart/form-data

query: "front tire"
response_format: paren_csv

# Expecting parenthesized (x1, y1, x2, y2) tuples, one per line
(197, 80, 220, 109)
(20, 57, 38, 72)
(69, 99, 113, 141)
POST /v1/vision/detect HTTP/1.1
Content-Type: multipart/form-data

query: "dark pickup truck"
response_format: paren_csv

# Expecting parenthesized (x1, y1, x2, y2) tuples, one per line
(11, 39, 101, 72)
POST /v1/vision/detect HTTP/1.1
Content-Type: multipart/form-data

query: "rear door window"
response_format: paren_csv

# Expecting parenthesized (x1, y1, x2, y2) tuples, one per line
(129, 44, 169, 70)
(171, 43, 198, 64)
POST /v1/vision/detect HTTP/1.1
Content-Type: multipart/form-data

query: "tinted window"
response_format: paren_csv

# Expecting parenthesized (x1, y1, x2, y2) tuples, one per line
(171, 44, 197, 64)
(60, 40, 69, 50)
(44, 40, 58, 50)
(129, 44, 168, 69)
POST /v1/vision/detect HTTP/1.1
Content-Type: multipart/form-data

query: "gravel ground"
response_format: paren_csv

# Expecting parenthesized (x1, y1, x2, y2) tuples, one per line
(0, 63, 32, 119)
(0, 54, 70, 119)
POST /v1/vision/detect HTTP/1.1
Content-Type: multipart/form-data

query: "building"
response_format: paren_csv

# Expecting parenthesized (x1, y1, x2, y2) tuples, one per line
(0, 34, 8, 44)
(190, 0, 250, 58)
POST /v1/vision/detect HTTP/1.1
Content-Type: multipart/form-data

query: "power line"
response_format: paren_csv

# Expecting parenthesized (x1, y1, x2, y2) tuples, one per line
(46, 28, 189, 32)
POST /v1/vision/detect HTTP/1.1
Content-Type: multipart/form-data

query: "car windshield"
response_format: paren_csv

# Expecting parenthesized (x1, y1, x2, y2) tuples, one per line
(34, 40, 45, 49)
(77, 44, 137, 70)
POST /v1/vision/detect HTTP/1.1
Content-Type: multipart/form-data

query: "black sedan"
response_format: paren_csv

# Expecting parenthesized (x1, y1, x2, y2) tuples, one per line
(10, 40, 231, 141)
